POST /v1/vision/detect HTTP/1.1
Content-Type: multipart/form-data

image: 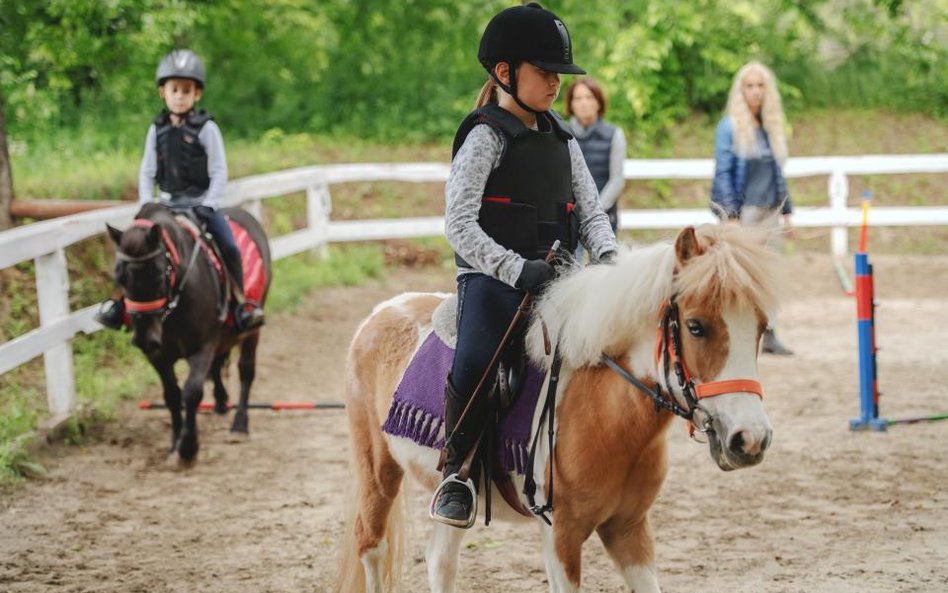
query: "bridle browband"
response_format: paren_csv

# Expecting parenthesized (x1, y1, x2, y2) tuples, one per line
(601, 293, 764, 436)
(118, 219, 199, 320)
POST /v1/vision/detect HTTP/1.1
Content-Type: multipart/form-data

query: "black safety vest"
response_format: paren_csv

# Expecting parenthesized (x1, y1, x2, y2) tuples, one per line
(452, 104, 578, 266)
(574, 119, 615, 193)
(154, 109, 212, 200)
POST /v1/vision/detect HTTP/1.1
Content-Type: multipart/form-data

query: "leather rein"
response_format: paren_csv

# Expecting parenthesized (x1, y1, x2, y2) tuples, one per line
(601, 293, 764, 436)
(525, 293, 765, 525)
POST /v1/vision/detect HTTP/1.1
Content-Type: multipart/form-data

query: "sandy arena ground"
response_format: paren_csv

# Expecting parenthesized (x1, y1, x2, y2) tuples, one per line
(1, 251, 946, 593)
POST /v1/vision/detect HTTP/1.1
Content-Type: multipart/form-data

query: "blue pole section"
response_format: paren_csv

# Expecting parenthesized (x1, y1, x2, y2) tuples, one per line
(850, 253, 886, 430)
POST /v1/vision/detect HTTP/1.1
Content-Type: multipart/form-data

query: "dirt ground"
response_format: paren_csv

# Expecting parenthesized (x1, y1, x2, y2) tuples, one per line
(1, 250, 946, 593)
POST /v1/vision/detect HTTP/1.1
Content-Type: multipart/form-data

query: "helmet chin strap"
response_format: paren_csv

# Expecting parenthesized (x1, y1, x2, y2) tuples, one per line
(490, 62, 541, 115)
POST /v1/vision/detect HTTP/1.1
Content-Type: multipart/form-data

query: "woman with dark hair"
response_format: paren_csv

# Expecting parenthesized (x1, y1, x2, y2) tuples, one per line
(564, 77, 626, 234)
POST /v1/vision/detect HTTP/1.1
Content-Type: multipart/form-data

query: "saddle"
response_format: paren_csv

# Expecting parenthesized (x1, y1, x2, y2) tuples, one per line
(173, 210, 231, 320)
(168, 207, 267, 326)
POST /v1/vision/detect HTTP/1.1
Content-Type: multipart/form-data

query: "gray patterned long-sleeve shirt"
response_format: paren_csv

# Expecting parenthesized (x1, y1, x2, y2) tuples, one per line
(445, 122, 618, 287)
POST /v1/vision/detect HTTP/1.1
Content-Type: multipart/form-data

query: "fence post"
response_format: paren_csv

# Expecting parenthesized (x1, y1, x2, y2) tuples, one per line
(307, 183, 332, 259)
(828, 170, 849, 258)
(35, 248, 76, 417)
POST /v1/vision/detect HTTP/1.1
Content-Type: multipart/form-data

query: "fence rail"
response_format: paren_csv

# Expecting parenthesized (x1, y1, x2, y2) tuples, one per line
(1, 154, 946, 419)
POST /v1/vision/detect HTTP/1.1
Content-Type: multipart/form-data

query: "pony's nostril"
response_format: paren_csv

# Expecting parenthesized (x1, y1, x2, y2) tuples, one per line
(761, 430, 773, 452)
(728, 431, 746, 455)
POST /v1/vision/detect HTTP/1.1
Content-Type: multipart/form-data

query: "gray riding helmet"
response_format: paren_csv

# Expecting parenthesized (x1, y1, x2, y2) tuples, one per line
(155, 49, 206, 88)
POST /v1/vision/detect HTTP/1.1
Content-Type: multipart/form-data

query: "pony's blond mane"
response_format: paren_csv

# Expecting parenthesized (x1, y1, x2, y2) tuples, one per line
(527, 224, 781, 369)
(726, 61, 788, 165)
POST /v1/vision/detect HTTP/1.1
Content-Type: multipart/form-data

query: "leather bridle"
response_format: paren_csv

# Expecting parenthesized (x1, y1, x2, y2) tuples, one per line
(117, 219, 193, 321)
(601, 293, 764, 436)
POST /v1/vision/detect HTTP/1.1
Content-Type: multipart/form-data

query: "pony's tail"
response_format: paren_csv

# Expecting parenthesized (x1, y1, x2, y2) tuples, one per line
(335, 319, 408, 593)
(335, 483, 406, 593)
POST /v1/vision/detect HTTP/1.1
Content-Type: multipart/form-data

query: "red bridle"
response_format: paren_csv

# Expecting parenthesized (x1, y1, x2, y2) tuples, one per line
(120, 219, 181, 315)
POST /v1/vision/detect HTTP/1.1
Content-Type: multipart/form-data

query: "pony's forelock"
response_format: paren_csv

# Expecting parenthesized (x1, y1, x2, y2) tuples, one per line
(527, 224, 781, 370)
(675, 224, 781, 317)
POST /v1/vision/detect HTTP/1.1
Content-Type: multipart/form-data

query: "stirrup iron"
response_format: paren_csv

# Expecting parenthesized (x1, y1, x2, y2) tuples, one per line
(429, 473, 477, 529)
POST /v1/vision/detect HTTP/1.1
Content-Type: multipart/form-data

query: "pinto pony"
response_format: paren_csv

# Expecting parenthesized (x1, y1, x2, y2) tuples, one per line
(337, 224, 780, 593)
(106, 203, 272, 463)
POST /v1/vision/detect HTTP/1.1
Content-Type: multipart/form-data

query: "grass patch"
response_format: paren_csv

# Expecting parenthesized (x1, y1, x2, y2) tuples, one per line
(268, 244, 385, 312)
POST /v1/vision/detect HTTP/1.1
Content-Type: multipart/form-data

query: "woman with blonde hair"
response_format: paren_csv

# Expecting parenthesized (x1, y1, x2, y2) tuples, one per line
(710, 60, 794, 355)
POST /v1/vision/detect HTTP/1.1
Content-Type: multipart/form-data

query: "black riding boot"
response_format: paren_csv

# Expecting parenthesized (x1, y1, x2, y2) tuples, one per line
(94, 295, 126, 330)
(221, 248, 265, 332)
(432, 378, 485, 528)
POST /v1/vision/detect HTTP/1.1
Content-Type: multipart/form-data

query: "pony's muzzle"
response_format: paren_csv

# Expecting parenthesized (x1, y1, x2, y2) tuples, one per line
(726, 426, 772, 463)
(132, 318, 163, 354)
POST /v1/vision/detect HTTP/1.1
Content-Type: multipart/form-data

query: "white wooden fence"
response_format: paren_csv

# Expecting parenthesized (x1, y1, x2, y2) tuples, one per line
(1, 154, 946, 421)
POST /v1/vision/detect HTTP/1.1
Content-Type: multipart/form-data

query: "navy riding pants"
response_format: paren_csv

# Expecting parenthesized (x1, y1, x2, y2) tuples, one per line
(451, 272, 529, 401)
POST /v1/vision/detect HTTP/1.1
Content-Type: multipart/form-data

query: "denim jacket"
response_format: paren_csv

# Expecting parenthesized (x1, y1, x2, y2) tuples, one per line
(710, 116, 791, 218)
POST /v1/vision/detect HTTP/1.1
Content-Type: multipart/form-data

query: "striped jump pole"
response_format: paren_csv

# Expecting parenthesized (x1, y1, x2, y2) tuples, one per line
(138, 401, 345, 411)
(850, 192, 888, 431)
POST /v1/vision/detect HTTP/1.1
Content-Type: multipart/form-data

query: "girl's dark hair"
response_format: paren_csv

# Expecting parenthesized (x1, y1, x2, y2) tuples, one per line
(564, 77, 607, 117)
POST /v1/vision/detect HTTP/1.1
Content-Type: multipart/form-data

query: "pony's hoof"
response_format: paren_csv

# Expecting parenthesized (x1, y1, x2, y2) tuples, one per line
(226, 430, 249, 444)
(213, 403, 230, 415)
(177, 435, 199, 462)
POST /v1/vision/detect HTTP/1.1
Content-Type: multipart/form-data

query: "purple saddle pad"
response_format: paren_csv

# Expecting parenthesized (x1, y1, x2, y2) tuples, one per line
(381, 332, 545, 475)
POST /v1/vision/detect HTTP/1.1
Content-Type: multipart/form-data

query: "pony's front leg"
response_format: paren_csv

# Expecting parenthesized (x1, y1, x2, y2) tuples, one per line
(540, 517, 593, 593)
(596, 516, 661, 593)
(151, 356, 181, 453)
(425, 522, 466, 593)
(231, 330, 261, 435)
(209, 352, 230, 415)
(177, 346, 215, 462)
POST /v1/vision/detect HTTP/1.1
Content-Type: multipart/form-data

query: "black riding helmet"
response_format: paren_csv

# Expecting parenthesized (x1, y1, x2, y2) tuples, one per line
(155, 49, 206, 89)
(478, 3, 585, 113)
(479, 3, 586, 75)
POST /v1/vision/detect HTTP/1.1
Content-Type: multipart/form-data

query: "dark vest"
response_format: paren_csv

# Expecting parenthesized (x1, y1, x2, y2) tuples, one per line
(452, 104, 578, 266)
(573, 119, 616, 193)
(154, 109, 212, 200)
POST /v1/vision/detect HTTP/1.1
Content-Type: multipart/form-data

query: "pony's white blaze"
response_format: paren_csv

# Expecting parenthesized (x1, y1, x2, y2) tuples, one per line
(702, 307, 772, 460)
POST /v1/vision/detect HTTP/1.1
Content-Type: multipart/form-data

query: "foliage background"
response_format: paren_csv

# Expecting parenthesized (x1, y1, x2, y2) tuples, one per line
(2, 0, 945, 149)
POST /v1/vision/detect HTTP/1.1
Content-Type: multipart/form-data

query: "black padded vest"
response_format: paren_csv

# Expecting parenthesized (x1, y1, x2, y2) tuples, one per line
(574, 119, 615, 193)
(452, 104, 578, 266)
(154, 109, 212, 200)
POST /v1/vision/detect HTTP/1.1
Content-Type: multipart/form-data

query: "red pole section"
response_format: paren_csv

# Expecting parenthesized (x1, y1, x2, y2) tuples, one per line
(138, 401, 345, 411)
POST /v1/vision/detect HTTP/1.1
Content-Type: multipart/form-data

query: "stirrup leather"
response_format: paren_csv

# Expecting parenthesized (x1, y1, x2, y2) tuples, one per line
(429, 473, 477, 529)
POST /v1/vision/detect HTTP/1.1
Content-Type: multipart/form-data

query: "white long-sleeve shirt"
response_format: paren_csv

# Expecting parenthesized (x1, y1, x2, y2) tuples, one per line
(138, 119, 228, 209)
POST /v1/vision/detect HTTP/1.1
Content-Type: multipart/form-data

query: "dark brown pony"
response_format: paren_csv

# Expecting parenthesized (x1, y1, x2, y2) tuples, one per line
(107, 203, 272, 463)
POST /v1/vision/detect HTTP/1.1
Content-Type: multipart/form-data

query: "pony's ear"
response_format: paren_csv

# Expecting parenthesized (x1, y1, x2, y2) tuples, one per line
(146, 224, 162, 247)
(106, 224, 123, 247)
(675, 226, 704, 265)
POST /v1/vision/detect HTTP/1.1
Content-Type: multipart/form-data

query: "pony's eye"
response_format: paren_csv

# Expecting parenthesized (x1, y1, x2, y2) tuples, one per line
(686, 319, 706, 337)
